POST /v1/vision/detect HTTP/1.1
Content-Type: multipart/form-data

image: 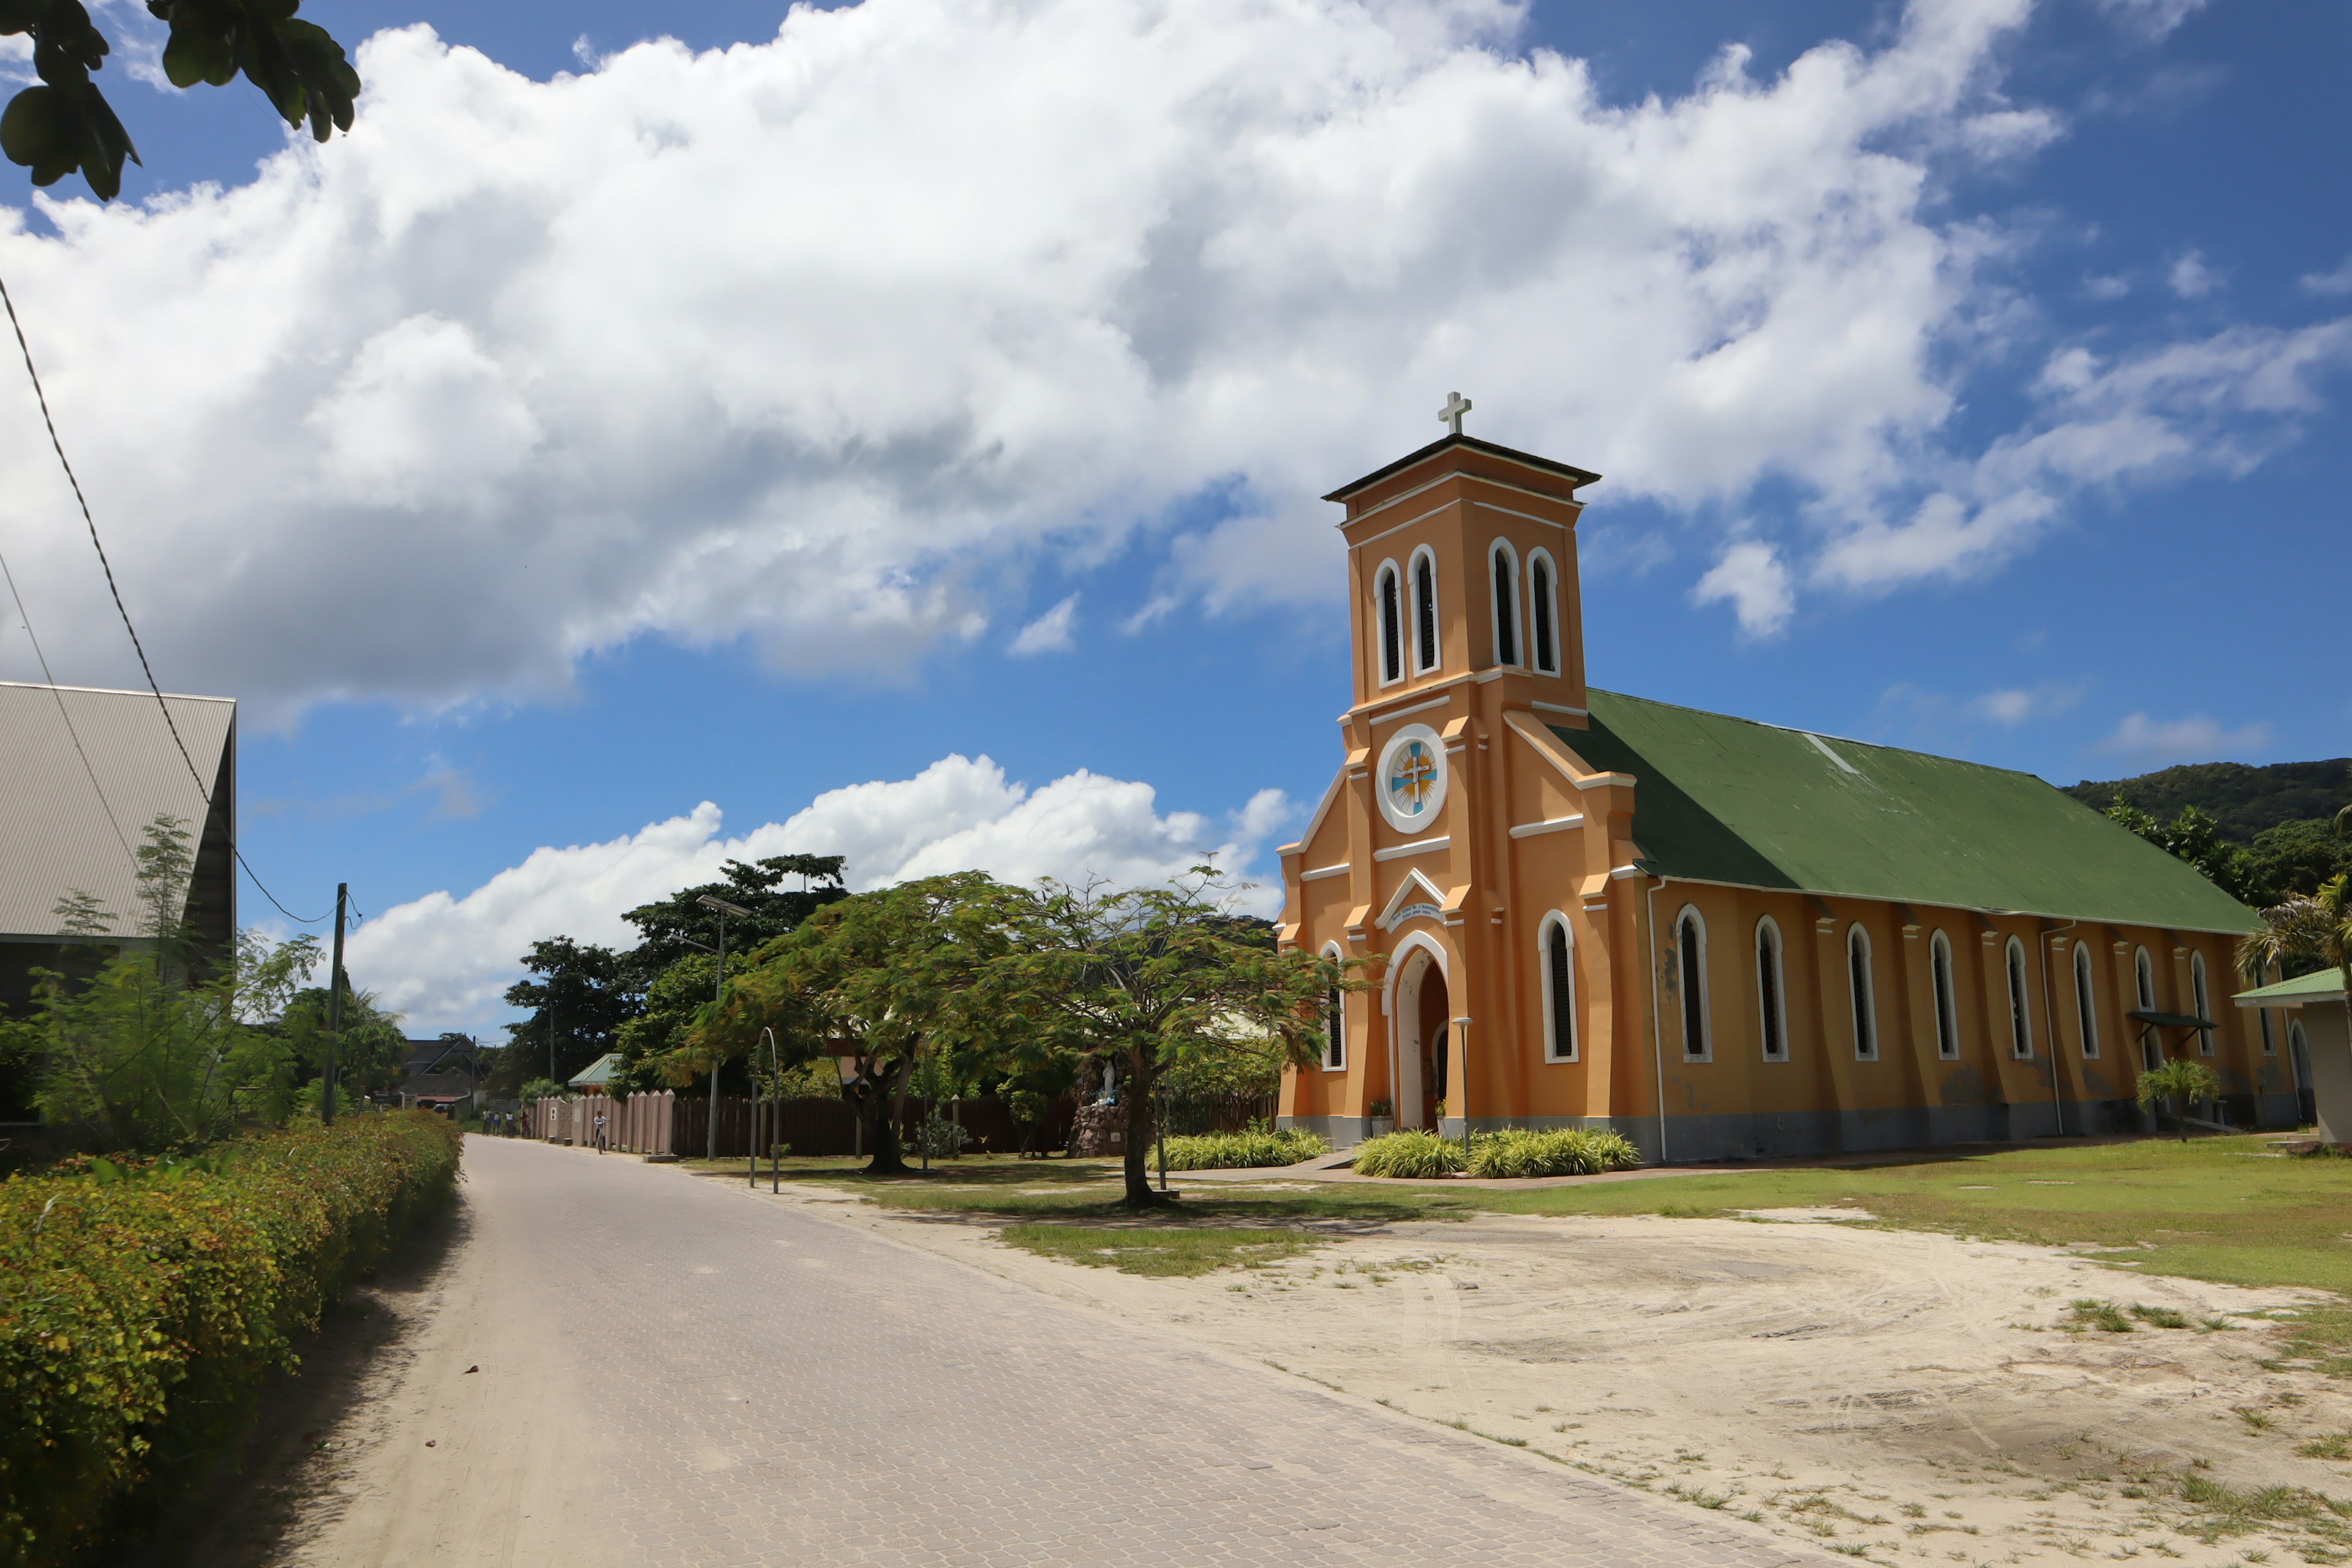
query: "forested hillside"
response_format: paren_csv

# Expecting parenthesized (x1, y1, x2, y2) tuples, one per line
(2062, 757, 2352, 910)
(2063, 759, 2352, 842)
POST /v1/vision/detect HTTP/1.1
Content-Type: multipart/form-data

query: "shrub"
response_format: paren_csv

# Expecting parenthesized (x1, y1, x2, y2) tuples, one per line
(1465, 1127, 1643, 1178)
(2137, 1058, 2223, 1139)
(1158, 1126, 1329, 1170)
(0, 1114, 463, 1567)
(1351, 1129, 1466, 1178)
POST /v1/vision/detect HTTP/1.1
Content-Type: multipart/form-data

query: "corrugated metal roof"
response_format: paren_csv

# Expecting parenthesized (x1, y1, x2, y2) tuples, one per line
(0, 680, 233, 939)
(2233, 968, 2346, 1007)
(1564, 689, 2262, 935)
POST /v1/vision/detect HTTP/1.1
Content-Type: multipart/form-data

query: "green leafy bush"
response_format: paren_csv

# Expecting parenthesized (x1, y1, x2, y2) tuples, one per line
(1351, 1129, 1466, 1178)
(1158, 1126, 1329, 1170)
(1465, 1127, 1643, 1178)
(0, 1114, 463, 1567)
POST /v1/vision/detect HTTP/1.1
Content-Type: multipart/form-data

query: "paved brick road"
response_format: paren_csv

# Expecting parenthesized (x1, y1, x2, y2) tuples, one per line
(434, 1137, 1841, 1567)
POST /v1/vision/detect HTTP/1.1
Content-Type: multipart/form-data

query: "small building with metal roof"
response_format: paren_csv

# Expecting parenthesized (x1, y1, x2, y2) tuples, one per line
(0, 680, 237, 1118)
(2235, 968, 2346, 1144)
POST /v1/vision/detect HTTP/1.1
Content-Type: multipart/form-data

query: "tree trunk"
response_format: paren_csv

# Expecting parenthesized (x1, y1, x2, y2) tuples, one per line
(1120, 1046, 1168, 1207)
(848, 1060, 910, 1175)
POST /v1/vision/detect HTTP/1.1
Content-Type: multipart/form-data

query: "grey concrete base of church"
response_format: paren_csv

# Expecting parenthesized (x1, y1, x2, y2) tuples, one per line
(1281, 1115, 1376, 1148)
(1287, 1095, 2305, 1170)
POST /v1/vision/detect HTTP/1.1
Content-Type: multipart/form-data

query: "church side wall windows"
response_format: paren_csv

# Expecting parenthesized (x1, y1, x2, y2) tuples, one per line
(2005, 936, 2034, 1059)
(2260, 1001, 2277, 1056)
(2134, 946, 2159, 1069)
(1411, 546, 1440, 674)
(1930, 930, 1959, 1060)
(1527, 549, 1559, 676)
(1490, 541, 1521, 668)
(1540, 913, 1577, 1063)
(1375, 562, 1403, 686)
(1848, 925, 1878, 1061)
(1755, 917, 1789, 1061)
(1675, 907, 1711, 1063)
(2190, 952, 2214, 1056)
(1321, 943, 1346, 1069)
(2073, 943, 2100, 1059)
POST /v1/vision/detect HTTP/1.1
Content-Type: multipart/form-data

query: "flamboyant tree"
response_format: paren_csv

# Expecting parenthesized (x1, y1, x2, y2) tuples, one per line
(698, 873, 1022, 1174)
(975, 869, 1350, 1207)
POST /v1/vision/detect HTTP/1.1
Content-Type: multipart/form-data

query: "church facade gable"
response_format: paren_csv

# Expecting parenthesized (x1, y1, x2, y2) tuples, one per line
(1277, 424, 2288, 1163)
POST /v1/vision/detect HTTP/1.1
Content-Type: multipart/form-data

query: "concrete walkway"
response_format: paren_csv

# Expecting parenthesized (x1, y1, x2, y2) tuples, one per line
(296, 1136, 1848, 1567)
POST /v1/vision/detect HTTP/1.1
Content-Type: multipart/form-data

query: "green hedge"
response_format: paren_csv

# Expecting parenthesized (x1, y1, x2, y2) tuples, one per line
(1351, 1129, 1465, 1178)
(0, 1114, 464, 1567)
(1464, 1126, 1642, 1178)
(1157, 1126, 1329, 1170)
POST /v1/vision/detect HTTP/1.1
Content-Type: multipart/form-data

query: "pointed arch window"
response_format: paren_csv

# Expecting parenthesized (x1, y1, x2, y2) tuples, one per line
(1411, 549, 1439, 673)
(1321, 943, 1346, 1070)
(2005, 937, 2034, 1059)
(1848, 925, 1878, 1061)
(2134, 946, 2160, 1069)
(1930, 931, 1959, 1060)
(2073, 942, 2100, 1059)
(2190, 952, 2214, 1055)
(1490, 542, 1520, 667)
(1528, 549, 1559, 676)
(1676, 909, 1711, 1061)
(2259, 1001, 2277, 1057)
(1376, 564, 1403, 685)
(1540, 914, 1577, 1062)
(1755, 917, 1789, 1061)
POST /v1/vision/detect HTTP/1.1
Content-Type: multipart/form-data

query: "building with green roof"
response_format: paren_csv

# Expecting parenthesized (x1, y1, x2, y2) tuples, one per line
(1276, 428, 2293, 1162)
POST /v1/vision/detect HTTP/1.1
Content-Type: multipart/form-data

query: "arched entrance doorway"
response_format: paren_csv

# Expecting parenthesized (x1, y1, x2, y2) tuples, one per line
(1392, 944, 1452, 1132)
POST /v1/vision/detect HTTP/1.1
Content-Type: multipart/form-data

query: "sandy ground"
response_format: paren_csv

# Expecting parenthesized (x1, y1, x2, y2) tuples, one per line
(793, 1185, 2352, 1568)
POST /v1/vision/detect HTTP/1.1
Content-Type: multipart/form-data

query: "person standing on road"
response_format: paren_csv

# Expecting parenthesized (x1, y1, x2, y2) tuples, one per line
(594, 1106, 609, 1153)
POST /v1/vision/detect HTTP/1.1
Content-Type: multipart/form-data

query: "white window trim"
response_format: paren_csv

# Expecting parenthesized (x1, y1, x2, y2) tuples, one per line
(1488, 538, 1523, 670)
(1538, 911, 1577, 1063)
(1374, 559, 1404, 688)
(2190, 952, 2214, 1056)
(1930, 930, 1959, 1060)
(1755, 915, 1790, 1062)
(1320, 943, 1347, 1070)
(2005, 935, 2034, 1060)
(1848, 924, 1879, 1061)
(1408, 544, 1441, 675)
(1526, 546, 1561, 677)
(1675, 905, 1712, 1063)
(2073, 942, 2101, 1060)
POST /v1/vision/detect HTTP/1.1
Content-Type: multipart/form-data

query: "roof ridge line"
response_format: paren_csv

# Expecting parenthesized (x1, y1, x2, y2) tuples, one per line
(0, 677, 234, 704)
(1585, 687, 2045, 782)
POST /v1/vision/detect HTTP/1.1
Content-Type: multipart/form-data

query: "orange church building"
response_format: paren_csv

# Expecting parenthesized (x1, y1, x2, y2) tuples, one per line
(1275, 420, 2293, 1162)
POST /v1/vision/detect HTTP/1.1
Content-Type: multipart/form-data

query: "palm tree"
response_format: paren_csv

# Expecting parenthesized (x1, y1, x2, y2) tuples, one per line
(2238, 872, 2352, 1001)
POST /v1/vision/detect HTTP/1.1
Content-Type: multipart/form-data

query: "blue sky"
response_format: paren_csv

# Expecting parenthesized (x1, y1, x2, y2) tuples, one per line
(1, 0, 2346, 1031)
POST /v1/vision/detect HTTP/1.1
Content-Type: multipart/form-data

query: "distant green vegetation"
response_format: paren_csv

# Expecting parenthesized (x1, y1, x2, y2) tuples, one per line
(2066, 758, 2352, 841)
(2067, 758, 2352, 909)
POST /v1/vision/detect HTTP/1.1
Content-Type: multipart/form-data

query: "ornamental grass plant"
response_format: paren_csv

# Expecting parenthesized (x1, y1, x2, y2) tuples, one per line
(1351, 1129, 1466, 1178)
(0, 1114, 463, 1568)
(1158, 1125, 1329, 1170)
(1465, 1127, 1643, 1179)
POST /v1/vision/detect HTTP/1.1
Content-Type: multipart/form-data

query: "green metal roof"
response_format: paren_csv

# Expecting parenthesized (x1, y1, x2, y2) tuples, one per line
(568, 1052, 624, 1088)
(2234, 968, 2347, 1006)
(1559, 690, 2261, 935)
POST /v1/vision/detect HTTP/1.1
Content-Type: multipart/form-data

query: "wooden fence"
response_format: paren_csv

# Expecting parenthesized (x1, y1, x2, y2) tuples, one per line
(526, 1091, 1077, 1158)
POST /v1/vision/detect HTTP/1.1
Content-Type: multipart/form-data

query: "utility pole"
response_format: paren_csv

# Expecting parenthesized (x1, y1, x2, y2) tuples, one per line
(697, 894, 752, 1163)
(323, 883, 347, 1125)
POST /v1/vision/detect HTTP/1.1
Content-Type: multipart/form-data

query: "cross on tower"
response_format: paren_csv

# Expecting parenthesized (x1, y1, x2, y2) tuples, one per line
(1438, 391, 1472, 437)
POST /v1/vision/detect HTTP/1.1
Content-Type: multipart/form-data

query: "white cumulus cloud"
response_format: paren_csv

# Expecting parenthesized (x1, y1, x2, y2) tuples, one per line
(1008, 595, 1079, 656)
(2094, 712, 2272, 771)
(345, 755, 1291, 1030)
(1692, 540, 1793, 636)
(6, 0, 2321, 713)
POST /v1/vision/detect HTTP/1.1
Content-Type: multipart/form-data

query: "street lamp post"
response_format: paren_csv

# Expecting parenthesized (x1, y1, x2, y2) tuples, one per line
(697, 894, 753, 1164)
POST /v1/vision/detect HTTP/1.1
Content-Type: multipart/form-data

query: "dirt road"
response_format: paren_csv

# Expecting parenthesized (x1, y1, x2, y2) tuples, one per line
(217, 1136, 1846, 1567)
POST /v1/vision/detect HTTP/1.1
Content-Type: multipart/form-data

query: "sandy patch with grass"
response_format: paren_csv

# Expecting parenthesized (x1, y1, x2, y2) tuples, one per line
(791, 1183, 2352, 1568)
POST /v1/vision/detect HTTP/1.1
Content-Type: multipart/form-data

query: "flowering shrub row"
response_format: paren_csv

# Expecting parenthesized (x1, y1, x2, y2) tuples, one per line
(0, 1114, 464, 1567)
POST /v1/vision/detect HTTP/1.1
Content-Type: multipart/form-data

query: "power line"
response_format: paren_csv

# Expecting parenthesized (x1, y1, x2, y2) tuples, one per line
(0, 266, 325, 926)
(2, 546, 134, 865)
